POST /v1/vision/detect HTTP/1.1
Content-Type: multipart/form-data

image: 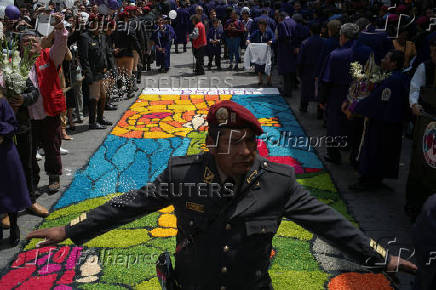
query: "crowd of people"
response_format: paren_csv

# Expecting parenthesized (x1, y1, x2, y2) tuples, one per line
(0, 0, 434, 273)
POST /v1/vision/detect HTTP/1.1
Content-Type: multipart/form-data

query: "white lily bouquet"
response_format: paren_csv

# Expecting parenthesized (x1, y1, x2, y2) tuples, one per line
(343, 53, 391, 119)
(0, 38, 37, 101)
(347, 53, 391, 102)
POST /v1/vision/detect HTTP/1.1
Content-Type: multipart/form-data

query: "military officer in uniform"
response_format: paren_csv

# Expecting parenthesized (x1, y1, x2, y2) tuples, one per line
(27, 101, 416, 289)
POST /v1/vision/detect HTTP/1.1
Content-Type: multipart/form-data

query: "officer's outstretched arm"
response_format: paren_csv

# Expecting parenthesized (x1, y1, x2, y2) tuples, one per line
(27, 168, 172, 246)
(283, 169, 389, 269)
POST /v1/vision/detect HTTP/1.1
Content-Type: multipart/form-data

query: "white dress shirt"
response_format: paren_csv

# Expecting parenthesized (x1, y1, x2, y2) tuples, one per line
(409, 63, 426, 107)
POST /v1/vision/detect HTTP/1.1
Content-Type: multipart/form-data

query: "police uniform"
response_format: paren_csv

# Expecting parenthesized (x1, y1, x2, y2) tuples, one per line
(65, 101, 389, 289)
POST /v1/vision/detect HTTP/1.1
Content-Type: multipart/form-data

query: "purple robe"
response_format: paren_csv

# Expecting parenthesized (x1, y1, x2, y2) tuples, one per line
(298, 35, 325, 102)
(276, 17, 298, 74)
(0, 98, 31, 213)
(315, 36, 339, 78)
(354, 71, 410, 179)
(174, 8, 190, 45)
(321, 40, 358, 138)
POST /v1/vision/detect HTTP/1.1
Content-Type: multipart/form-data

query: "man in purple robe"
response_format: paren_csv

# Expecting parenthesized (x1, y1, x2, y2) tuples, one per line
(350, 50, 410, 191)
(297, 23, 324, 112)
(276, 12, 298, 98)
(174, 1, 191, 53)
(319, 23, 371, 164)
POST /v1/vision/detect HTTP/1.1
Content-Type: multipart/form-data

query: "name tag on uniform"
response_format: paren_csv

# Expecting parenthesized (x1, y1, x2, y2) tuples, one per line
(186, 202, 205, 213)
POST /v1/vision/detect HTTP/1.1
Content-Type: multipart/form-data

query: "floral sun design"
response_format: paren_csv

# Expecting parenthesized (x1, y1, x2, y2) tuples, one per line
(0, 89, 392, 289)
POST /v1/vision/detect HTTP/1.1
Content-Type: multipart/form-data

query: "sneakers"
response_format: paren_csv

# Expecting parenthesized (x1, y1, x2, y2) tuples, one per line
(38, 148, 68, 156)
(89, 122, 106, 130)
(105, 103, 118, 111)
(60, 147, 69, 155)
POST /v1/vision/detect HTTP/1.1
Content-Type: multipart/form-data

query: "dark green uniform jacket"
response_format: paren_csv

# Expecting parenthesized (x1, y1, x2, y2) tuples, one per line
(65, 152, 388, 289)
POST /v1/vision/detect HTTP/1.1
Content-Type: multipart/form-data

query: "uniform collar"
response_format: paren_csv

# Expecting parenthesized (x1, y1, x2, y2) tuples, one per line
(203, 152, 263, 188)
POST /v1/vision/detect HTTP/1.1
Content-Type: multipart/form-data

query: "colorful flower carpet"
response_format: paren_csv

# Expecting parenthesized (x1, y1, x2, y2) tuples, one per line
(0, 89, 393, 289)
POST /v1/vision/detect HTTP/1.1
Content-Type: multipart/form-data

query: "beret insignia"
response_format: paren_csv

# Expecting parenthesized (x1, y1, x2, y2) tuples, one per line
(215, 107, 229, 125)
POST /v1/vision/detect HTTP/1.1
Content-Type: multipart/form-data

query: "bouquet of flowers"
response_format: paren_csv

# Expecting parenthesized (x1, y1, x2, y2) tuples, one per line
(0, 37, 37, 103)
(343, 53, 391, 119)
(347, 53, 391, 102)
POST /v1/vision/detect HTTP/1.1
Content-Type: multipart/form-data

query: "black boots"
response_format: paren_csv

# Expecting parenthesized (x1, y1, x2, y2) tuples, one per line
(89, 99, 106, 129)
(5, 213, 20, 247)
(131, 73, 139, 92)
(97, 98, 113, 126)
(135, 70, 141, 84)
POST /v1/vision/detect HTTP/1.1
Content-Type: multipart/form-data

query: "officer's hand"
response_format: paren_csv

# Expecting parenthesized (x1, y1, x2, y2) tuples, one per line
(26, 226, 67, 247)
(386, 255, 417, 274)
(412, 104, 423, 116)
(384, 255, 417, 286)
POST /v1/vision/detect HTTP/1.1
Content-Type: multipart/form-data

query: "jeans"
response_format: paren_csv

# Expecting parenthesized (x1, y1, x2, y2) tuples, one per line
(193, 46, 205, 73)
(226, 37, 241, 64)
(31, 116, 62, 180)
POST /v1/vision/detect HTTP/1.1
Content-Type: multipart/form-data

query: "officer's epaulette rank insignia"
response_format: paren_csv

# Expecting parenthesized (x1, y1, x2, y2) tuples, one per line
(186, 202, 205, 213)
(246, 170, 258, 184)
(70, 213, 87, 226)
(203, 166, 215, 184)
(369, 238, 387, 258)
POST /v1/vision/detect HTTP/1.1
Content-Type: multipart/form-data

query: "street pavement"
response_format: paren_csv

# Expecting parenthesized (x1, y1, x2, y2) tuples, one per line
(0, 43, 416, 288)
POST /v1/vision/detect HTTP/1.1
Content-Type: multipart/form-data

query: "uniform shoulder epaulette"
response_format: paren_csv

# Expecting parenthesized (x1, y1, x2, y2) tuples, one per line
(261, 159, 294, 177)
(170, 154, 204, 167)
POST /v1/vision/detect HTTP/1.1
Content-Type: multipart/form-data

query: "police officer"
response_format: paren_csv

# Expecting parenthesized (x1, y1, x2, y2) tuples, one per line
(27, 101, 416, 289)
(78, 14, 113, 130)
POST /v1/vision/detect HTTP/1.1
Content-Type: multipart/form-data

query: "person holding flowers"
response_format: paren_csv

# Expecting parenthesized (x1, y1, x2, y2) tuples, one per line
(348, 50, 410, 191)
(0, 33, 53, 219)
(0, 87, 32, 246)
